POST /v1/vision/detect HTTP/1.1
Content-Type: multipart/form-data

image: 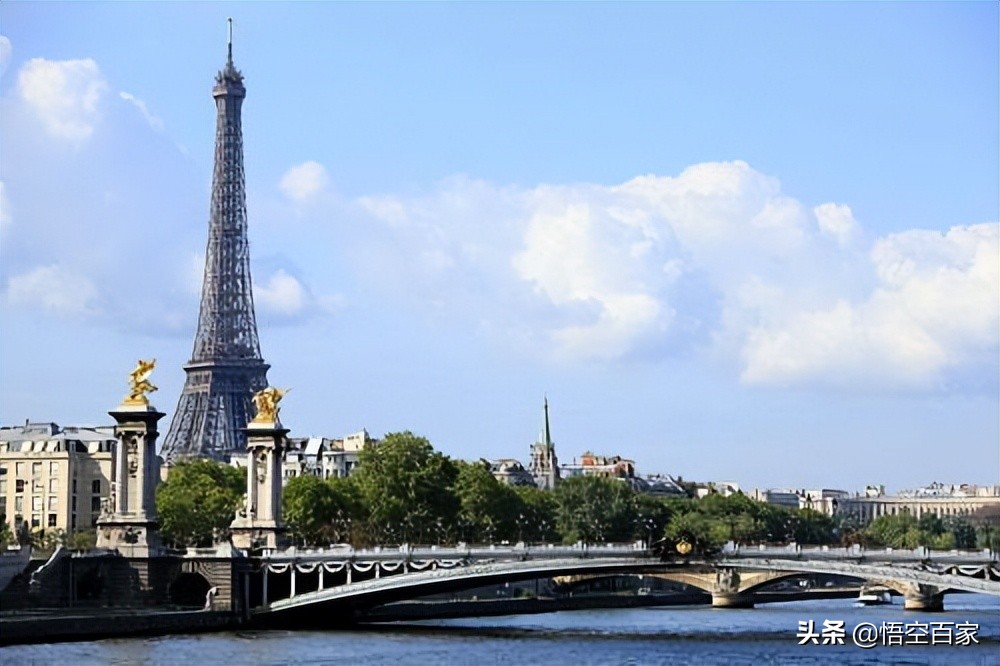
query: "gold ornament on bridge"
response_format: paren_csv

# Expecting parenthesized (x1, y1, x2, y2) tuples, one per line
(124, 359, 158, 406)
(676, 539, 693, 556)
(251, 386, 289, 425)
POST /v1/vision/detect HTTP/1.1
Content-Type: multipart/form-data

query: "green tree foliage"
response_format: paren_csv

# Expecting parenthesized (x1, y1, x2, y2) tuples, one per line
(861, 512, 972, 549)
(283, 475, 339, 547)
(554, 476, 637, 543)
(156, 459, 244, 548)
(515, 486, 559, 542)
(69, 529, 97, 551)
(351, 431, 459, 543)
(0, 521, 12, 549)
(664, 509, 730, 552)
(633, 494, 678, 545)
(453, 460, 523, 543)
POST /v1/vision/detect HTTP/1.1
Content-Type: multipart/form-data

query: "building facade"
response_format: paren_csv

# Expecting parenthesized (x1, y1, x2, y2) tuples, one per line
(0, 423, 115, 535)
(231, 429, 375, 483)
(837, 483, 1000, 522)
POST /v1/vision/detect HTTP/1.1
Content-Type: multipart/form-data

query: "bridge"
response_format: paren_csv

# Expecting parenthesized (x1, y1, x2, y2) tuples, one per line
(242, 542, 999, 623)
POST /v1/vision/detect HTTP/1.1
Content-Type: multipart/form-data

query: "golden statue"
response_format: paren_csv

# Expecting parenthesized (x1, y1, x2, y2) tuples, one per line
(251, 386, 289, 425)
(124, 359, 157, 406)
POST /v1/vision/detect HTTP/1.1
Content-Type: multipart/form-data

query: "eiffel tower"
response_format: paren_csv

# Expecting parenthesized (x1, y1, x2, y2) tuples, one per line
(161, 24, 269, 462)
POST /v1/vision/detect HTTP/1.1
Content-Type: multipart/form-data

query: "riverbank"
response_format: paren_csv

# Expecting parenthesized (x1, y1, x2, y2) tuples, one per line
(0, 608, 238, 647)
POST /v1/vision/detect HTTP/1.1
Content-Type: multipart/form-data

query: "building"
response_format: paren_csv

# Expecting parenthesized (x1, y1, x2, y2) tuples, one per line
(161, 33, 270, 462)
(0, 422, 115, 535)
(638, 474, 688, 497)
(489, 459, 536, 487)
(798, 489, 851, 516)
(693, 481, 741, 498)
(528, 398, 559, 490)
(837, 483, 1000, 522)
(560, 452, 637, 480)
(231, 429, 375, 483)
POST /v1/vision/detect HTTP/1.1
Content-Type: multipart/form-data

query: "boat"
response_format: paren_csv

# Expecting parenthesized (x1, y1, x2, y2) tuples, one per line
(855, 586, 892, 606)
(0, 542, 32, 592)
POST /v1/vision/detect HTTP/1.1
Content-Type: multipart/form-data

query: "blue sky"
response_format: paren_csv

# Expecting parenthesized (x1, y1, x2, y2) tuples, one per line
(0, 2, 997, 493)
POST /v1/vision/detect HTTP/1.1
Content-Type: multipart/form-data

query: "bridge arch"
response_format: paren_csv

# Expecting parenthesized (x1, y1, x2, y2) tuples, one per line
(168, 572, 212, 607)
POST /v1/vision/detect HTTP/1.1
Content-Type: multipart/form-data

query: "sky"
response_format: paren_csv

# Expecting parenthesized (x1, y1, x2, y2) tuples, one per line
(0, 2, 997, 494)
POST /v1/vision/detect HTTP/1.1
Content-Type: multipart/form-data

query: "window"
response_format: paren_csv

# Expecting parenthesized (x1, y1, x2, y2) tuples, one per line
(15, 479, 25, 493)
(72, 496, 77, 511)
(0, 478, 5, 494)
(71, 515, 76, 530)
(15, 462, 24, 477)
(91, 480, 101, 494)
(32, 462, 42, 478)
(48, 496, 57, 511)
(49, 461, 59, 475)
(47, 514, 57, 528)
(31, 515, 40, 528)
(91, 497, 101, 512)
(49, 478, 58, 493)
(32, 479, 44, 492)
(14, 496, 23, 513)
(32, 496, 42, 511)
(90, 515, 98, 527)
(72, 479, 77, 493)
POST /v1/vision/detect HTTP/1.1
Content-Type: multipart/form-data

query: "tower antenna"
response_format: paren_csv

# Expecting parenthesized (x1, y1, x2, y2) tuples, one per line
(227, 17, 233, 63)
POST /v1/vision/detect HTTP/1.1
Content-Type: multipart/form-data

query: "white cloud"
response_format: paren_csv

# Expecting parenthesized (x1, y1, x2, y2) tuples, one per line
(814, 202, 858, 247)
(255, 269, 308, 317)
(279, 161, 328, 202)
(349, 163, 997, 390)
(17, 58, 107, 141)
(5, 264, 100, 316)
(119, 91, 164, 131)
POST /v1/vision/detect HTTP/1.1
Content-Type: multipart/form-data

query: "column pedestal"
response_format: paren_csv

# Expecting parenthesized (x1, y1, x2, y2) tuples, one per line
(230, 421, 289, 552)
(96, 404, 164, 558)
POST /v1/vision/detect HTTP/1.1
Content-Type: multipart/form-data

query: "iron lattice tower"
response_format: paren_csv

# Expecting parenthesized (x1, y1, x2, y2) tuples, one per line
(161, 35, 269, 462)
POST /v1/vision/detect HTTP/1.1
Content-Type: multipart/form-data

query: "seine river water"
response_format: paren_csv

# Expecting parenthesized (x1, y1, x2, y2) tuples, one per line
(3, 595, 998, 665)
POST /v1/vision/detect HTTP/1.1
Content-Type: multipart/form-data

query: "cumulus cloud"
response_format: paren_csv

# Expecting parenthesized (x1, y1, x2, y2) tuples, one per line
(279, 161, 328, 202)
(814, 202, 858, 247)
(119, 91, 164, 131)
(5, 264, 100, 316)
(17, 57, 107, 141)
(253, 268, 340, 321)
(349, 162, 997, 391)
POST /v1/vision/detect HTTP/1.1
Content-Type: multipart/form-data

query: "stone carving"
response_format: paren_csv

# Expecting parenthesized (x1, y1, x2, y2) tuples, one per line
(251, 387, 288, 425)
(124, 359, 158, 406)
(716, 568, 741, 593)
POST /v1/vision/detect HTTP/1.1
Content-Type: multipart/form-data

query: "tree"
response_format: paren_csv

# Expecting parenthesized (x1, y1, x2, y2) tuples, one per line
(0, 521, 12, 549)
(664, 510, 729, 553)
(351, 432, 459, 544)
(515, 486, 559, 543)
(554, 476, 636, 543)
(283, 475, 339, 547)
(69, 529, 97, 551)
(156, 459, 245, 548)
(792, 509, 836, 545)
(452, 460, 523, 543)
(633, 494, 677, 546)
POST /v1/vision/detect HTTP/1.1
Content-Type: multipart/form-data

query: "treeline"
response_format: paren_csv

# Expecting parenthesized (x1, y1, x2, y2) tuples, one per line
(154, 431, 914, 551)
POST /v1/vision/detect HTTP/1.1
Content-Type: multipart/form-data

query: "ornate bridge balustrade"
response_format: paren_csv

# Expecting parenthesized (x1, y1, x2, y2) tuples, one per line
(236, 543, 999, 622)
(717, 543, 1000, 611)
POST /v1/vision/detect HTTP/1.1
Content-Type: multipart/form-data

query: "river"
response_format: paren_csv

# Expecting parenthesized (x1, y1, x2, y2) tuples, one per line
(2, 594, 997, 665)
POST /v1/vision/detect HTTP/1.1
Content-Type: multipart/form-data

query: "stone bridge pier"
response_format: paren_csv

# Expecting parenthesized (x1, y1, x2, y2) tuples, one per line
(897, 583, 944, 612)
(655, 567, 792, 608)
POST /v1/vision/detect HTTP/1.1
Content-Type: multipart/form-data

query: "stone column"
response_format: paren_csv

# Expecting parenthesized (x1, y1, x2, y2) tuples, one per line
(96, 403, 165, 558)
(230, 419, 289, 552)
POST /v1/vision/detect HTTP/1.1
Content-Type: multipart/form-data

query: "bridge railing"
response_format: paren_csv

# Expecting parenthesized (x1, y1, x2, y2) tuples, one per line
(720, 542, 998, 565)
(261, 541, 651, 563)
